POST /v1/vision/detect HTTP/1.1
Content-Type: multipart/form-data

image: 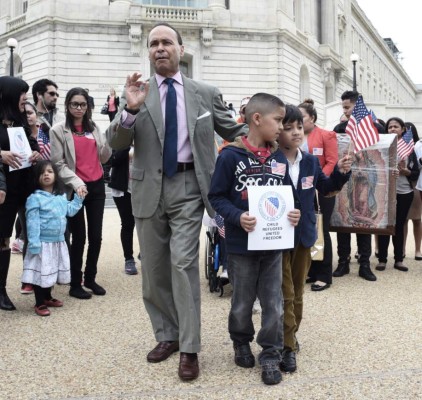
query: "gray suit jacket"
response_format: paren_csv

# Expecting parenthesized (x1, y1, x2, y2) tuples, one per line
(107, 74, 248, 218)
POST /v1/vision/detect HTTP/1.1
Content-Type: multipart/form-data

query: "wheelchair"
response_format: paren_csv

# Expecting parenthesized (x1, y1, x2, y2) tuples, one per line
(203, 225, 230, 297)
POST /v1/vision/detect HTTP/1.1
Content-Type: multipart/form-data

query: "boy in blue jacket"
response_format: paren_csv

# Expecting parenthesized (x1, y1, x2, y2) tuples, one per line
(208, 93, 301, 385)
(278, 105, 352, 373)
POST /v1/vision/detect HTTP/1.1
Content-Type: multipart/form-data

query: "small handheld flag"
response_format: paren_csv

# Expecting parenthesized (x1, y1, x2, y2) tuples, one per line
(397, 127, 415, 160)
(345, 96, 379, 153)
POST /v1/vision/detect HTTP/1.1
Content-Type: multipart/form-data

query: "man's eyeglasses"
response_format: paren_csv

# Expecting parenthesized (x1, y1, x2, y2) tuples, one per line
(47, 91, 59, 97)
(69, 102, 88, 110)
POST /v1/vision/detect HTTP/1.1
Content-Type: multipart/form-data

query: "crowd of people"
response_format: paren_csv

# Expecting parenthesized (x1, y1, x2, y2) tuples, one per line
(0, 21, 421, 387)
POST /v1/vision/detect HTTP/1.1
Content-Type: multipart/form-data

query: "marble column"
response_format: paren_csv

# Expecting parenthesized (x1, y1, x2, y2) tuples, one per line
(321, 0, 335, 47)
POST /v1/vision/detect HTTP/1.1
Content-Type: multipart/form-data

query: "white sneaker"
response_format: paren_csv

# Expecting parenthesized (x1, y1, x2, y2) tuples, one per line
(220, 270, 228, 279)
(252, 298, 261, 314)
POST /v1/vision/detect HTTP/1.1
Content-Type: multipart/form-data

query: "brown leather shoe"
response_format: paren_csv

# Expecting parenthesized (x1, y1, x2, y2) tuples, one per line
(147, 341, 179, 363)
(178, 352, 199, 381)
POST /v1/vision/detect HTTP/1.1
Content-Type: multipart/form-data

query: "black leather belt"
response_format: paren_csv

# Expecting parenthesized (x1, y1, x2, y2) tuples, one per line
(176, 162, 195, 172)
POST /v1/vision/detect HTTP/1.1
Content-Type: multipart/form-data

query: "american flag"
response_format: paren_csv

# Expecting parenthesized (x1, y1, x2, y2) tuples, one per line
(37, 128, 51, 160)
(397, 127, 415, 160)
(345, 96, 379, 153)
(265, 197, 279, 217)
(301, 176, 314, 189)
(271, 160, 286, 176)
(369, 109, 377, 123)
(214, 214, 225, 238)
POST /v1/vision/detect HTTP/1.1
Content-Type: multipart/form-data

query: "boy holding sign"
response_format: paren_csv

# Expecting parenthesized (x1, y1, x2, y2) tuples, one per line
(278, 105, 352, 373)
(208, 93, 300, 385)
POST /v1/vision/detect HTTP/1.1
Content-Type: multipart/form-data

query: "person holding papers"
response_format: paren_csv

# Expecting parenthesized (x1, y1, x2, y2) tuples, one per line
(376, 117, 419, 272)
(208, 93, 300, 385)
(277, 104, 352, 373)
(0, 76, 41, 311)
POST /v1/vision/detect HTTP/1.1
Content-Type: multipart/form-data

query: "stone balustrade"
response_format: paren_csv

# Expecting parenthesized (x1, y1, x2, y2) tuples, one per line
(7, 14, 26, 31)
(142, 5, 205, 22)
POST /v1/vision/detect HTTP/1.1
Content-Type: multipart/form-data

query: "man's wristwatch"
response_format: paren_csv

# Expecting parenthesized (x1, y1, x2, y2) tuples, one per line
(124, 106, 140, 115)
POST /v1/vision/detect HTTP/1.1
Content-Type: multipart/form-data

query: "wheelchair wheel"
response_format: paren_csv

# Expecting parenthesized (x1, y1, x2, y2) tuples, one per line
(209, 241, 220, 293)
(204, 231, 212, 280)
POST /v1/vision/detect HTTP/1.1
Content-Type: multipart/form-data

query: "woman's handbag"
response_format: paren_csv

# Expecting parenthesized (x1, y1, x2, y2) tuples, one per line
(311, 192, 324, 261)
(100, 103, 109, 115)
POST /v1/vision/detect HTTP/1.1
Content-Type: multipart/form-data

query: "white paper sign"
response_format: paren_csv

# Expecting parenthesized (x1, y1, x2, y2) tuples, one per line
(247, 185, 295, 250)
(7, 127, 32, 171)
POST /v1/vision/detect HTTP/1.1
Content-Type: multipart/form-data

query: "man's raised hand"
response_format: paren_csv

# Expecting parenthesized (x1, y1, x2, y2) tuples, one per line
(125, 72, 150, 111)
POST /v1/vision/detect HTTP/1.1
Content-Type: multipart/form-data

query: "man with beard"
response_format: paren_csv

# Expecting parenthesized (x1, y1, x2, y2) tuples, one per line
(32, 79, 64, 160)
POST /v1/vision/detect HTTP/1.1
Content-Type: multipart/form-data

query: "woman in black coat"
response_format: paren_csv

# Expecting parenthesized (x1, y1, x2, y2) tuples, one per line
(0, 76, 41, 311)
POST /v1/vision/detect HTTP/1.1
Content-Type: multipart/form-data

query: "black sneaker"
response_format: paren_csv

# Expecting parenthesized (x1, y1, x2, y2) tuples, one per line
(233, 343, 255, 368)
(69, 286, 92, 299)
(261, 362, 282, 385)
(280, 349, 297, 373)
(84, 281, 106, 295)
(332, 260, 350, 277)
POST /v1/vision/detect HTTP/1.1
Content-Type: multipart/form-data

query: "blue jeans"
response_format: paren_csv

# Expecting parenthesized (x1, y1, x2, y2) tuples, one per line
(227, 251, 283, 364)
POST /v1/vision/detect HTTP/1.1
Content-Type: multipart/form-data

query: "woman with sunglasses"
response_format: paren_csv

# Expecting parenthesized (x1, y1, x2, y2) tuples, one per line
(50, 87, 111, 300)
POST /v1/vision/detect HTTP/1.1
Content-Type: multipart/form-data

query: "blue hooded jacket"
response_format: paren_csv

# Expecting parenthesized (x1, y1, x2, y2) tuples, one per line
(208, 138, 292, 254)
(26, 190, 83, 254)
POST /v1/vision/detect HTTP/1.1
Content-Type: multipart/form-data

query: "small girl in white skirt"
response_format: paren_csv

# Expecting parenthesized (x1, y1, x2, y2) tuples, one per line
(22, 160, 84, 316)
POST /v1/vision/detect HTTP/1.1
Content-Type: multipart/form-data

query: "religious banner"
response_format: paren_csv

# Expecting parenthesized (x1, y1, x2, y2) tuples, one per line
(247, 185, 295, 250)
(330, 134, 397, 235)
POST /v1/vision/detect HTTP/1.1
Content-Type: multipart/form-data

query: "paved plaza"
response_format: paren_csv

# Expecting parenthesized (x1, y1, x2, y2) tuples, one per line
(1, 208, 422, 400)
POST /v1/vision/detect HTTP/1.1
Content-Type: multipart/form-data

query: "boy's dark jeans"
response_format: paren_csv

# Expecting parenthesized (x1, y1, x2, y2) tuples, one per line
(227, 251, 283, 364)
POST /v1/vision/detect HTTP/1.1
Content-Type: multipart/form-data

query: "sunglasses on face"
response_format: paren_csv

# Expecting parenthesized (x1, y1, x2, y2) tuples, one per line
(69, 102, 88, 110)
(47, 91, 59, 97)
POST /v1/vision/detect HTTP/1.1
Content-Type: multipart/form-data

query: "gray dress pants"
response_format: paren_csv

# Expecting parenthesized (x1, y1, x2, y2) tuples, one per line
(135, 170, 204, 353)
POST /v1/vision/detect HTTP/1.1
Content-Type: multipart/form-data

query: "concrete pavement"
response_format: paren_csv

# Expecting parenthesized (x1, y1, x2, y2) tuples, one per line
(1, 208, 421, 400)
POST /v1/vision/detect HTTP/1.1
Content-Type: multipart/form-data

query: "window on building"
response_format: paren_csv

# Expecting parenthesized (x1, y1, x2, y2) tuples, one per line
(293, 0, 303, 31)
(23, 0, 28, 13)
(134, 0, 208, 7)
(316, 0, 322, 43)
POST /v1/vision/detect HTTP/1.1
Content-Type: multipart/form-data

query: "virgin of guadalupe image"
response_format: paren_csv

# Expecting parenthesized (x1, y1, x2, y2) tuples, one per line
(348, 151, 378, 226)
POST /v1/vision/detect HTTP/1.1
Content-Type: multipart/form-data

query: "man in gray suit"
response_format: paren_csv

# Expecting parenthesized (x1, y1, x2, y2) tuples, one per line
(107, 22, 247, 381)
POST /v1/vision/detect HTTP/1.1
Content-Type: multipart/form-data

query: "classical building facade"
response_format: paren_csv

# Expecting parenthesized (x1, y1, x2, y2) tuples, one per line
(1, 0, 421, 129)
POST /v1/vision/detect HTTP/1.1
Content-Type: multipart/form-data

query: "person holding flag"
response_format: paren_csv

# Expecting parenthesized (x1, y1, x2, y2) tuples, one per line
(332, 91, 384, 282)
(376, 118, 419, 272)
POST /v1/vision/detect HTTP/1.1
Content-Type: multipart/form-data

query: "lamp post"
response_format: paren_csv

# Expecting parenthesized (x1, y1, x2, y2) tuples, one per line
(7, 38, 18, 76)
(350, 52, 359, 92)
